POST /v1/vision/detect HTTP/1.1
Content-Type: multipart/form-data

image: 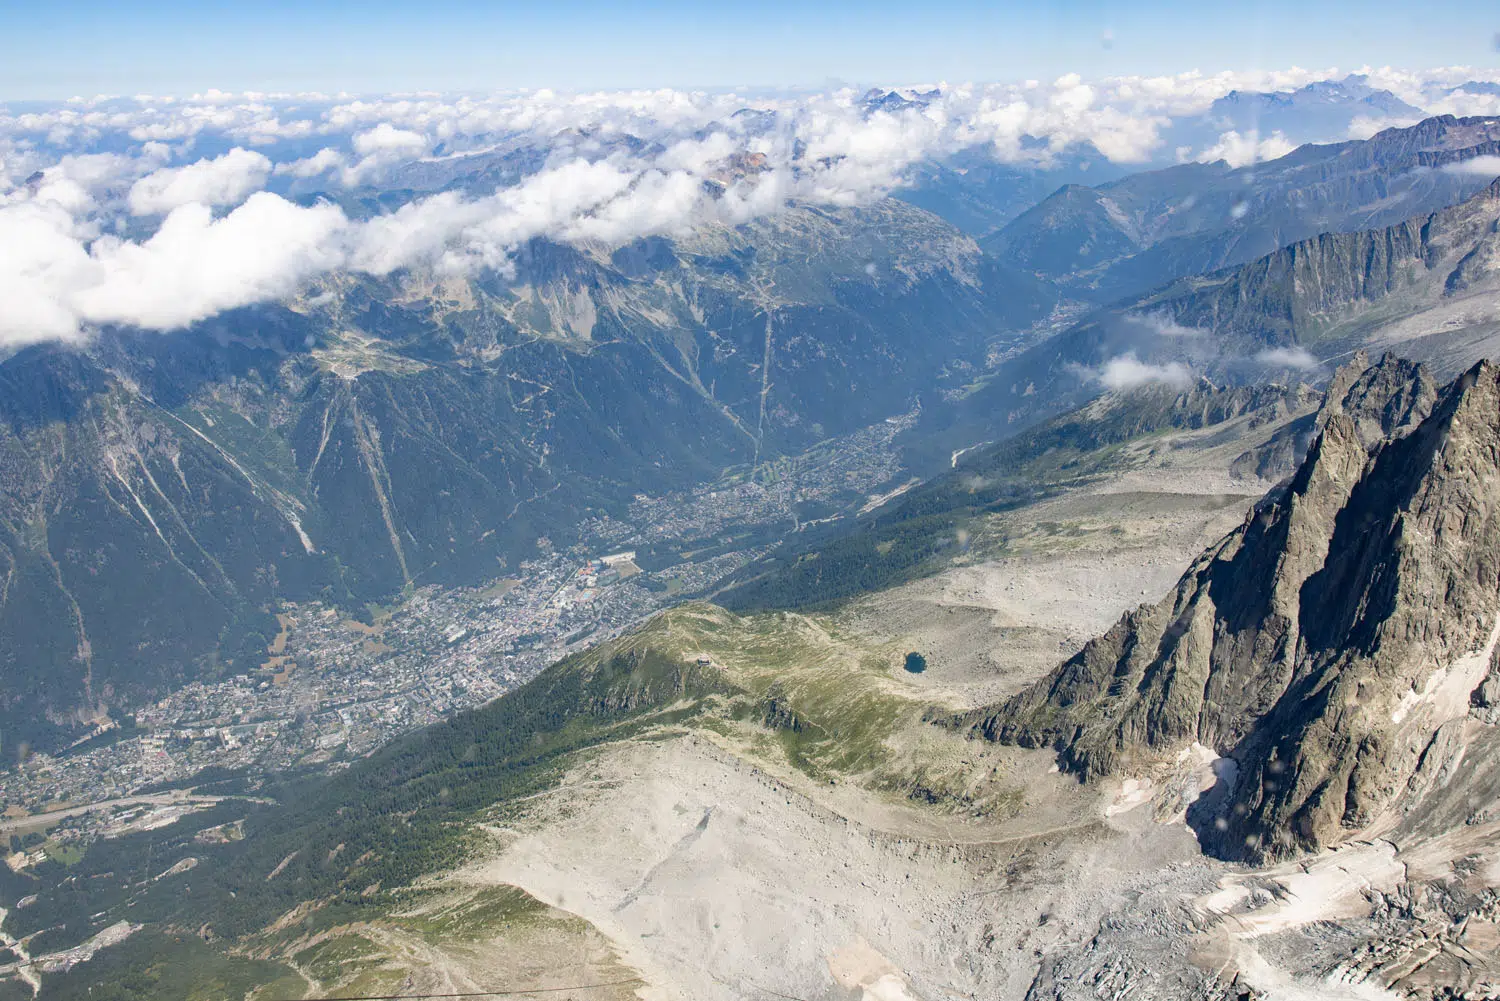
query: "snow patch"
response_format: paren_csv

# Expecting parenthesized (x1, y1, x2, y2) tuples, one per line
(828, 939, 919, 1001)
(1392, 612, 1500, 724)
(1105, 776, 1156, 817)
(1198, 841, 1404, 938)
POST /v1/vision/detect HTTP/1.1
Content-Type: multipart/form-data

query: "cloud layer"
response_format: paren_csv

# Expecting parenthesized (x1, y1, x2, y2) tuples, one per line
(1256, 346, 1320, 370)
(128, 147, 271, 214)
(1442, 155, 1500, 178)
(2, 65, 1498, 347)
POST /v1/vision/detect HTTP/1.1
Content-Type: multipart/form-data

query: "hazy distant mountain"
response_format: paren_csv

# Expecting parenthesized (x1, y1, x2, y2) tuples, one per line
(1212, 75, 1423, 120)
(1452, 80, 1500, 97)
(902, 171, 1500, 478)
(1127, 176, 1500, 368)
(895, 145, 1136, 237)
(858, 87, 941, 115)
(1165, 75, 1424, 152)
(873, 78, 1426, 239)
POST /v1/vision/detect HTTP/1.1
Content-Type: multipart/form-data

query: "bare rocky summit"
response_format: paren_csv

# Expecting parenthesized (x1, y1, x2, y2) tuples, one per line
(1230, 349, 1438, 480)
(956, 353, 1500, 861)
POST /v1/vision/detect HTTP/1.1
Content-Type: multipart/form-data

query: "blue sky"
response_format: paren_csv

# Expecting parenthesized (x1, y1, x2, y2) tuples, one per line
(0, 0, 1496, 98)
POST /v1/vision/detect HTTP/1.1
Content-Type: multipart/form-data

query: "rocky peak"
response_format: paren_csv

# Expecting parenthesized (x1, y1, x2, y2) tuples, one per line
(1324, 350, 1437, 448)
(954, 356, 1500, 861)
(1229, 350, 1434, 482)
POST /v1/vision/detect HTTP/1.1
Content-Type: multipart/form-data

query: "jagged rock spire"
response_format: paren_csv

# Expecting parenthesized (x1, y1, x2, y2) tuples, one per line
(954, 355, 1500, 861)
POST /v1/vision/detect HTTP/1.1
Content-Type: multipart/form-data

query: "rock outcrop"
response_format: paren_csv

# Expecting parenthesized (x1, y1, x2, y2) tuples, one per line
(958, 355, 1500, 860)
(1230, 350, 1438, 480)
(1153, 176, 1500, 352)
(986, 116, 1500, 302)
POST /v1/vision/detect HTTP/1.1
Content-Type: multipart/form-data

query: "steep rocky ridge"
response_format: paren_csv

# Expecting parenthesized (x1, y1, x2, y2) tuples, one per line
(955, 354, 1500, 861)
(987, 115, 1500, 302)
(1132, 176, 1500, 360)
(941, 175, 1500, 449)
(1230, 349, 1439, 478)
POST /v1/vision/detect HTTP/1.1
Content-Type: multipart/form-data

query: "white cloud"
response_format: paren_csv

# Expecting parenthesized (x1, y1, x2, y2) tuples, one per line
(1346, 115, 1421, 141)
(1363, 65, 1500, 112)
(561, 168, 707, 244)
(0, 193, 347, 344)
(233, 116, 317, 146)
(1441, 155, 1500, 178)
(1426, 89, 1500, 118)
(0, 200, 97, 344)
(8, 65, 1495, 190)
(1198, 129, 1296, 168)
(79, 194, 346, 328)
(352, 123, 428, 156)
(345, 190, 490, 275)
(1095, 352, 1194, 391)
(350, 157, 637, 273)
(128, 148, 271, 215)
(1102, 66, 1339, 117)
(336, 124, 433, 186)
(4, 65, 1500, 347)
(1256, 346, 1320, 370)
(17, 152, 149, 215)
(274, 148, 347, 178)
(655, 132, 739, 174)
(1125, 312, 1206, 338)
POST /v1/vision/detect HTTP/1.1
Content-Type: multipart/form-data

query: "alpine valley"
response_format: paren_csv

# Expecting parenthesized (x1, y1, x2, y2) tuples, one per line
(6, 76, 1500, 1001)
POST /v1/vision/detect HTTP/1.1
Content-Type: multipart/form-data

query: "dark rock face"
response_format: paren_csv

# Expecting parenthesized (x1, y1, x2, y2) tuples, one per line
(761, 682, 805, 733)
(1230, 351, 1439, 480)
(1327, 350, 1440, 445)
(956, 356, 1500, 861)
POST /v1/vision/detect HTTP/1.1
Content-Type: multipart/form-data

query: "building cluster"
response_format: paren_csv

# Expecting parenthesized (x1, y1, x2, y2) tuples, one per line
(622, 407, 917, 545)
(0, 408, 918, 848)
(0, 541, 769, 823)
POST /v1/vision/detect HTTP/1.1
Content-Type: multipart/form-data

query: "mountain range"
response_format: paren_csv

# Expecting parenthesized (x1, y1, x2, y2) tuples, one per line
(0, 198, 1052, 750)
(7, 114, 1500, 752)
(986, 114, 1500, 303)
(928, 164, 1500, 457)
(11, 107, 1500, 1001)
(12, 351, 1500, 1001)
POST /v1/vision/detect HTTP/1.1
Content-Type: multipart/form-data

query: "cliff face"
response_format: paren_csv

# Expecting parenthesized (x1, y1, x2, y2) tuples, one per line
(987, 115, 1500, 302)
(958, 354, 1500, 860)
(1151, 177, 1500, 348)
